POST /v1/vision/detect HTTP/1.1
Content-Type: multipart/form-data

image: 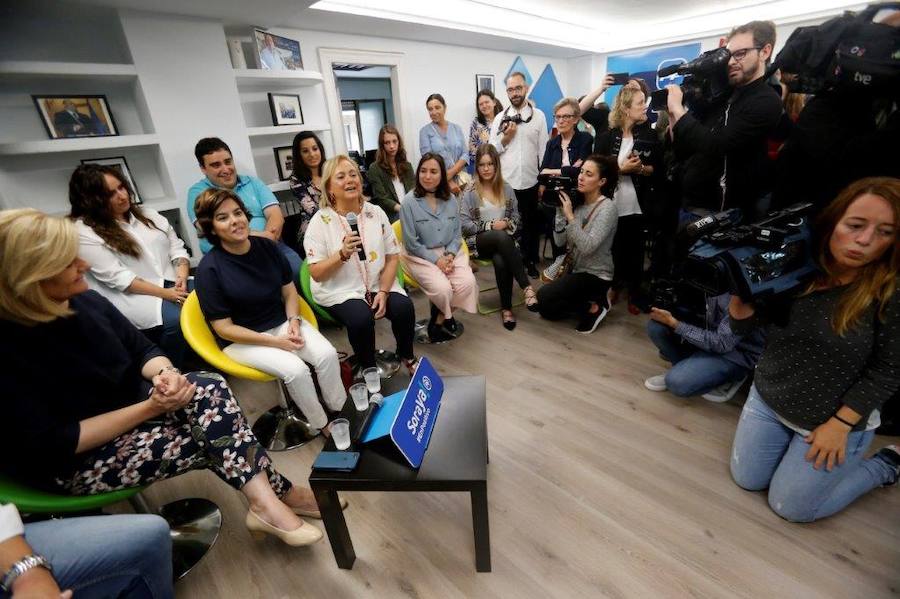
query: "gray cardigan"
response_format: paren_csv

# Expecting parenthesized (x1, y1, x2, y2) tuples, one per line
(459, 183, 520, 258)
(399, 191, 462, 263)
(559, 198, 617, 281)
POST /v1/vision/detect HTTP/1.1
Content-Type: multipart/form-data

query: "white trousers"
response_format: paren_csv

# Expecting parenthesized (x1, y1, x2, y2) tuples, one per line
(223, 320, 345, 429)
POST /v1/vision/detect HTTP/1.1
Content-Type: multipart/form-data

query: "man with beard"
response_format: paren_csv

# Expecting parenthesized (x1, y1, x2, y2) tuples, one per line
(489, 72, 549, 278)
(666, 21, 783, 222)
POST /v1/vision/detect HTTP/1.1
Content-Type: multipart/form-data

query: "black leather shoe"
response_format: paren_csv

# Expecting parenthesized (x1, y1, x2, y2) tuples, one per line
(526, 263, 539, 278)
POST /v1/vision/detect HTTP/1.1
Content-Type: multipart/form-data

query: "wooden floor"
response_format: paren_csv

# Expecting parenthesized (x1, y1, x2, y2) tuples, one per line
(144, 269, 900, 599)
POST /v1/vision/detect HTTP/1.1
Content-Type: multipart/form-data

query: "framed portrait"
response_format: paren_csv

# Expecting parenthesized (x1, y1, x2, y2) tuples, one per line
(273, 146, 294, 181)
(80, 156, 142, 203)
(32, 95, 118, 140)
(253, 29, 303, 71)
(267, 93, 304, 126)
(475, 74, 495, 95)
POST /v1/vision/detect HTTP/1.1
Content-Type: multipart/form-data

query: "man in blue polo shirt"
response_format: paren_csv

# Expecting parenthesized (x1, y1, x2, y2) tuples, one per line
(187, 137, 301, 277)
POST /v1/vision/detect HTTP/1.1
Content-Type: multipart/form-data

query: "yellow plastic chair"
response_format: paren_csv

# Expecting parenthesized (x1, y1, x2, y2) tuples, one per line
(180, 291, 322, 451)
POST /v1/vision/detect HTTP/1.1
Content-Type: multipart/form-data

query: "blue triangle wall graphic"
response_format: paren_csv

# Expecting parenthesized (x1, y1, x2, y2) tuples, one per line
(529, 64, 563, 133)
(504, 56, 533, 87)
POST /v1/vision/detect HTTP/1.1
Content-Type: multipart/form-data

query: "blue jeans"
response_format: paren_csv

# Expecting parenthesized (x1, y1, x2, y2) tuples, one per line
(730, 386, 896, 522)
(278, 241, 302, 288)
(646, 320, 747, 396)
(9, 514, 173, 599)
(156, 279, 195, 368)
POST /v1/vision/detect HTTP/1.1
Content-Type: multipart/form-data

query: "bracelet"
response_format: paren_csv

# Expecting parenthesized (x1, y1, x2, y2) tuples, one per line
(288, 315, 302, 323)
(832, 414, 855, 428)
(157, 365, 181, 377)
(1, 554, 52, 592)
(377, 290, 388, 296)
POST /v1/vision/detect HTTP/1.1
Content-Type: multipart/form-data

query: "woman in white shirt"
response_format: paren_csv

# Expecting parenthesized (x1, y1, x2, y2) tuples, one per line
(304, 155, 419, 374)
(69, 164, 192, 366)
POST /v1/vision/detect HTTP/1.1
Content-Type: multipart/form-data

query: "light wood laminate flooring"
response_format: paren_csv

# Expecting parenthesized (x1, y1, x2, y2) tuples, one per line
(142, 271, 899, 599)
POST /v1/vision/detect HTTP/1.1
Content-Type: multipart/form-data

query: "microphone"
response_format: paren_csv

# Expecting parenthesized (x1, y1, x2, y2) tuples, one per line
(657, 63, 683, 78)
(344, 212, 367, 262)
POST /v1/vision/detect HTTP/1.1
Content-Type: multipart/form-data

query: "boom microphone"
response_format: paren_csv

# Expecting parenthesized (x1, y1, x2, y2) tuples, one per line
(344, 212, 367, 262)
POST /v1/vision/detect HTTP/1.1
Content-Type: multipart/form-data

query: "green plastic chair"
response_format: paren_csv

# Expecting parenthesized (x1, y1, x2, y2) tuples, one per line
(299, 260, 340, 326)
(0, 476, 141, 514)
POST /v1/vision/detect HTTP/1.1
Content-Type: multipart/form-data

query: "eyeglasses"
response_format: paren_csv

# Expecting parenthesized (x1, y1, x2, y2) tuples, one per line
(506, 85, 525, 94)
(729, 47, 763, 62)
(554, 113, 577, 122)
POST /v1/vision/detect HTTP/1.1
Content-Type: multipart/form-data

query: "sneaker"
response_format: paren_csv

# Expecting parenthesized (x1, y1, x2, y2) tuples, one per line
(541, 255, 567, 282)
(427, 322, 453, 343)
(576, 305, 608, 334)
(874, 445, 900, 486)
(644, 373, 668, 392)
(701, 376, 747, 403)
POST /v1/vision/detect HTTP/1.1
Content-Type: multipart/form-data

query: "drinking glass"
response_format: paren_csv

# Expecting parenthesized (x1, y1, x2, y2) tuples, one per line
(349, 383, 369, 411)
(362, 367, 380, 394)
(331, 418, 350, 450)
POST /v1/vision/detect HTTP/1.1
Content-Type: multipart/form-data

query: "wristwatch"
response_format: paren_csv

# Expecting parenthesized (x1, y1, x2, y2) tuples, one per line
(1, 554, 52, 592)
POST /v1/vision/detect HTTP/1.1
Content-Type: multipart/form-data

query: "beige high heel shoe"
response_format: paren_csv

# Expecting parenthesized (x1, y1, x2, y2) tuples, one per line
(245, 510, 323, 546)
(292, 496, 349, 519)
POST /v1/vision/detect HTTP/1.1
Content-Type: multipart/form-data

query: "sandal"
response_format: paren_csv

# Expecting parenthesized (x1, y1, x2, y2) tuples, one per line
(524, 286, 539, 312)
(501, 309, 517, 331)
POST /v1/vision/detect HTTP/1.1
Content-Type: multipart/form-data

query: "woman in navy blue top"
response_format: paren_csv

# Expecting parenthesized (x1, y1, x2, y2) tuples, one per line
(193, 188, 345, 433)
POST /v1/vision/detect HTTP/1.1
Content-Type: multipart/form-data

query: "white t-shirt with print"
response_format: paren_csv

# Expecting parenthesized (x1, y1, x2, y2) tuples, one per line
(303, 204, 406, 307)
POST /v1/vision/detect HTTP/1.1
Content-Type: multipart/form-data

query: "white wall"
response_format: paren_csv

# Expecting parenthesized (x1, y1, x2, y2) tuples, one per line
(267, 25, 570, 162)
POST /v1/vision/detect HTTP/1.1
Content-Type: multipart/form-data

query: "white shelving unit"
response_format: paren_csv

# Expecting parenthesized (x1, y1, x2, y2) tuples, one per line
(247, 124, 331, 137)
(0, 134, 161, 156)
(0, 61, 139, 80)
(233, 69, 324, 88)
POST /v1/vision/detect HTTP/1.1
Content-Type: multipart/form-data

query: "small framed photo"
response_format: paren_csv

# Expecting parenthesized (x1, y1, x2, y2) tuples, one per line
(32, 95, 118, 139)
(273, 146, 294, 181)
(268, 93, 304, 126)
(476, 74, 495, 95)
(253, 29, 303, 71)
(80, 156, 142, 203)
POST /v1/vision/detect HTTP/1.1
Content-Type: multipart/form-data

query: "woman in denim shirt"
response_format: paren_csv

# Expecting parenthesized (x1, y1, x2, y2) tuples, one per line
(419, 94, 468, 196)
(400, 154, 477, 342)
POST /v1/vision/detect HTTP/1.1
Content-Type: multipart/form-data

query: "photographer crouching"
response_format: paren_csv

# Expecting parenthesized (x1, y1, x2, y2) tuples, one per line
(535, 155, 618, 334)
(667, 20, 783, 222)
(728, 177, 900, 522)
(644, 292, 765, 401)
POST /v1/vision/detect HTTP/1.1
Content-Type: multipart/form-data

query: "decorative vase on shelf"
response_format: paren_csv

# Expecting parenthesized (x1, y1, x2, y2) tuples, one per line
(228, 38, 247, 69)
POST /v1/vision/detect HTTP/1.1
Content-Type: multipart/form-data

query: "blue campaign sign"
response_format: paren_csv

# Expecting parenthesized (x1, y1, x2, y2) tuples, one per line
(359, 356, 444, 468)
(603, 42, 702, 107)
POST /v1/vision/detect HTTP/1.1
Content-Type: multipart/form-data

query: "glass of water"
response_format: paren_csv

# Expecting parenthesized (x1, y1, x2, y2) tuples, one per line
(349, 383, 369, 411)
(362, 367, 380, 394)
(330, 418, 350, 450)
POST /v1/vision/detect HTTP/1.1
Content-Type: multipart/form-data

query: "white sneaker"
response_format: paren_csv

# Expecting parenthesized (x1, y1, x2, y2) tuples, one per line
(701, 376, 747, 403)
(644, 373, 668, 392)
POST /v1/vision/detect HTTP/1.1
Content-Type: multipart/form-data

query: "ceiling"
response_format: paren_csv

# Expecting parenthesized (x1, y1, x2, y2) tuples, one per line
(70, 0, 865, 56)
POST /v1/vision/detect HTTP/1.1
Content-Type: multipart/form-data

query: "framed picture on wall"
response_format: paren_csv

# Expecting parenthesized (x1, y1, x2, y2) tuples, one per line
(273, 146, 294, 181)
(253, 29, 303, 71)
(80, 156, 142, 204)
(475, 74, 495, 95)
(268, 93, 304, 126)
(32, 95, 118, 139)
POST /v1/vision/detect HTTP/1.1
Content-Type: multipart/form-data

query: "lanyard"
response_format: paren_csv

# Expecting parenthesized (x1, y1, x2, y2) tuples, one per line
(337, 210, 373, 303)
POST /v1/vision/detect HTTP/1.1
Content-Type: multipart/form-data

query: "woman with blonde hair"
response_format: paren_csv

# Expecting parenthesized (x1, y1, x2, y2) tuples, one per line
(460, 144, 537, 329)
(728, 177, 900, 522)
(0, 209, 326, 547)
(304, 155, 419, 374)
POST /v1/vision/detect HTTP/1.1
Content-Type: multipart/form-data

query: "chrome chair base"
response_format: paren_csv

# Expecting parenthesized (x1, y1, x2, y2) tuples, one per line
(160, 498, 222, 580)
(252, 404, 320, 451)
(414, 319, 465, 344)
(348, 349, 401, 380)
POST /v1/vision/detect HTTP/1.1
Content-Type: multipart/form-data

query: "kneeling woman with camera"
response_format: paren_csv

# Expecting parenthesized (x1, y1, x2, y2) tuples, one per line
(536, 155, 618, 334)
(729, 177, 900, 522)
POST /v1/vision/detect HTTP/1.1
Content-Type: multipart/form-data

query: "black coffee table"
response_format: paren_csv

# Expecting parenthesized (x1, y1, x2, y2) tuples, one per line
(308, 374, 490, 572)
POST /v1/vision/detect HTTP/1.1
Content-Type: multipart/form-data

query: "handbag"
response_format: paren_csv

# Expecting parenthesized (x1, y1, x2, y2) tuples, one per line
(540, 200, 604, 283)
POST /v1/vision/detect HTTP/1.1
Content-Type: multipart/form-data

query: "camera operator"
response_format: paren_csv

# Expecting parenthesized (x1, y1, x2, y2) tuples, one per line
(490, 72, 549, 278)
(773, 6, 900, 214)
(643, 292, 765, 401)
(535, 155, 618, 334)
(667, 21, 783, 222)
(727, 177, 899, 522)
